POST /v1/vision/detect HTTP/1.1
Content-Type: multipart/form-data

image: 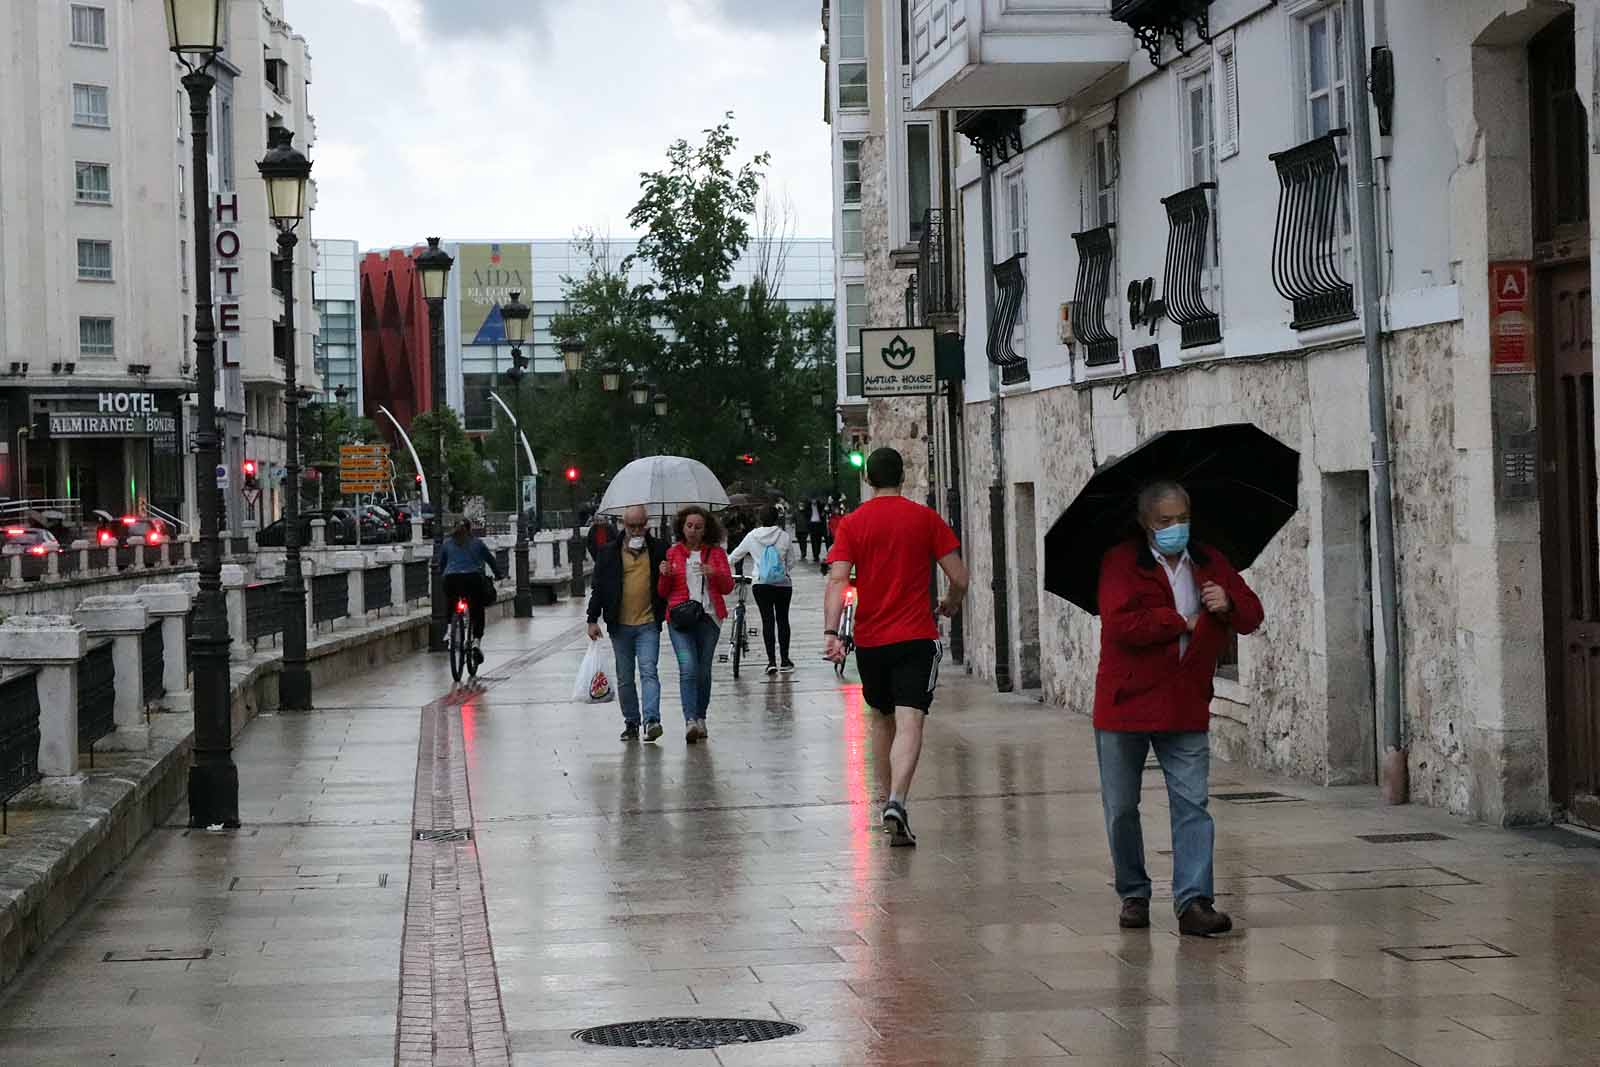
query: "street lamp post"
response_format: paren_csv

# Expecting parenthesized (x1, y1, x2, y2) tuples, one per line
(167, 0, 237, 828)
(415, 237, 454, 651)
(501, 291, 533, 618)
(258, 127, 314, 710)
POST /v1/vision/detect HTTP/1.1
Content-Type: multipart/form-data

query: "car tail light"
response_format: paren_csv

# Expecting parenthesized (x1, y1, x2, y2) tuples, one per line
(27, 544, 47, 557)
(3, 527, 23, 538)
(147, 530, 162, 544)
(98, 531, 115, 545)
(121, 515, 137, 525)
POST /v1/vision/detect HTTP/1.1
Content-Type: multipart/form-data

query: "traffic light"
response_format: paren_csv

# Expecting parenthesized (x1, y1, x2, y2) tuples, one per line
(415, 473, 425, 485)
(242, 459, 259, 490)
(737, 453, 758, 466)
(847, 449, 865, 470)
(565, 466, 580, 483)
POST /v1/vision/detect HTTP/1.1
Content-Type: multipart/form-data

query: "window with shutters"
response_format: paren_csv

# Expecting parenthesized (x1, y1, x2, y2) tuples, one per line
(1179, 67, 1222, 314)
(1295, 2, 1355, 273)
(1214, 32, 1239, 160)
(1091, 121, 1118, 228)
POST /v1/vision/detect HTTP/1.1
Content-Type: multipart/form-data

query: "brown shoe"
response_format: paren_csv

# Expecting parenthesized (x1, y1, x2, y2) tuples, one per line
(1118, 898, 1150, 929)
(1178, 900, 1233, 937)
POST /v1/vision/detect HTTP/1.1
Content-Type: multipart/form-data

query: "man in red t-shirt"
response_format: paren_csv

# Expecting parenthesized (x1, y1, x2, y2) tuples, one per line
(825, 448, 968, 846)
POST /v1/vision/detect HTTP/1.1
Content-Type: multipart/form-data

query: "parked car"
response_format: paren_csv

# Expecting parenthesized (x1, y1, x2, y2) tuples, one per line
(373, 498, 419, 540)
(354, 504, 397, 543)
(2, 524, 63, 556)
(255, 510, 356, 548)
(93, 512, 170, 548)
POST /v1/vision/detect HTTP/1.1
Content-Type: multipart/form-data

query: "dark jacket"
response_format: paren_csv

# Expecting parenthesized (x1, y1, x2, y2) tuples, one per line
(1093, 539, 1264, 734)
(585, 520, 618, 561)
(587, 534, 669, 628)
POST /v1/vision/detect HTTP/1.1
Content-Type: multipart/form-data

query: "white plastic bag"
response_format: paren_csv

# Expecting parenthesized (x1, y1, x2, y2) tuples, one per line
(571, 641, 616, 704)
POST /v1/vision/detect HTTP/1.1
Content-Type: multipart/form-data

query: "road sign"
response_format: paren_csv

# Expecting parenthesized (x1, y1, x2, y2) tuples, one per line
(340, 480, 387, 495)
(214, 464, 230, 491)
(339, 456, 387, 471)
(340, 444, 388, 457)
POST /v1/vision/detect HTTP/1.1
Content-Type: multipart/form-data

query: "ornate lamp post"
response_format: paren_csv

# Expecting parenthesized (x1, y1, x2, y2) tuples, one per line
(501, 291, 533, 618)
(415, 237, 453, 651)
(257, 127, 313, 710)
(165, 0, 236, 828)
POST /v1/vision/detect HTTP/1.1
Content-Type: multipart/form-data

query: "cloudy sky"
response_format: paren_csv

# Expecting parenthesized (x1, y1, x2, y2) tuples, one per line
(284, 0, 831, 249)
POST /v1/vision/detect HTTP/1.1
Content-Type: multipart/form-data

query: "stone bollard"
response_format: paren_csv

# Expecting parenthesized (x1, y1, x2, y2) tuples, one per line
(136, 582, 194, 711)
(2, 544, 21, 588)
(310, 518, 326, 548)
(0, 615, 88, 806)
(71, 540, 90, 575)
(46, 545, 61, 579)
(73, 595, 151, 751)
(380, 546, 405, 615)
(410, 520, 423, 546)
(127, 534, 147, 571)
(221, 563, 248, 661)
(333, 551, 367, 617)
(158, 540, 171, 568)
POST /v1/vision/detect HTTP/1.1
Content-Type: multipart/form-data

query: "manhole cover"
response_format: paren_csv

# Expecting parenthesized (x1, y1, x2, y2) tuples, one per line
(1357, 832, 1453, 843)
(1211, 790, 1302, 803)
(573, 1018, 803, 1050)
(415, 828, 473, 842)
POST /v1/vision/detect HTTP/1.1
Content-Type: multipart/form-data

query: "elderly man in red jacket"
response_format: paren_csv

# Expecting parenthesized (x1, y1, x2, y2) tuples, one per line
(1095, 480, 1263, 937)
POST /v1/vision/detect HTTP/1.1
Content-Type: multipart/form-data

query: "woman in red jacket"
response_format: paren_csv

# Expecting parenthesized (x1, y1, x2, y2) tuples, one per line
(1095, 480, 1263, 940)
(658, 505, 735, 743)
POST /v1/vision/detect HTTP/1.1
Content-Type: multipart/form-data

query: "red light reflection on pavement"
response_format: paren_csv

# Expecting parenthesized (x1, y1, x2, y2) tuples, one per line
(841, 682, 872, 896)
(459, 698, 482, 777)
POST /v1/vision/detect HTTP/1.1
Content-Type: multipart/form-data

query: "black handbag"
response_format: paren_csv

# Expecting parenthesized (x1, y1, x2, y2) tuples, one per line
(478, 572, 498, 607)
(668, 566, 707, 631)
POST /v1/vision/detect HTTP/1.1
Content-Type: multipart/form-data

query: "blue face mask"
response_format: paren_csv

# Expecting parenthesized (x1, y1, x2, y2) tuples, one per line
(1151, 523, 1190, 556)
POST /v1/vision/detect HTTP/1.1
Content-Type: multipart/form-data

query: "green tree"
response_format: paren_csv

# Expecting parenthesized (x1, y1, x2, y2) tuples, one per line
(297, 401, 380, 510)
(411, 407, 484, 511)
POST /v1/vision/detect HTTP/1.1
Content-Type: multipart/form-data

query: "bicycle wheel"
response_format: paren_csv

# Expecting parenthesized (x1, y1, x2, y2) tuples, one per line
(448, 613, 466, 682)
(731, 606, 744, 679)
(466, 631, 479, 679)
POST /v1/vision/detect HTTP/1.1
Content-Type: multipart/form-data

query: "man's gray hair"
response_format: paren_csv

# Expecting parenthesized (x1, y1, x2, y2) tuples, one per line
(1136, 480, 1190, 525)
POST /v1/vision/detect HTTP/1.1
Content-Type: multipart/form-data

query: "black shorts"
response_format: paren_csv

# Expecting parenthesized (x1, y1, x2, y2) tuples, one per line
(856, 640, 942, 714)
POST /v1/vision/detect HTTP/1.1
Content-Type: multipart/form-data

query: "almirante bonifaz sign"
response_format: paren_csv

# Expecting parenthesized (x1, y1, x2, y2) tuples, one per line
(860, 327, 937, 397)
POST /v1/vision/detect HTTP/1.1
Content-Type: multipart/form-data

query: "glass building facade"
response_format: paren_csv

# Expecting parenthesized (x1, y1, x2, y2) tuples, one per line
(313, 238, 361, 409)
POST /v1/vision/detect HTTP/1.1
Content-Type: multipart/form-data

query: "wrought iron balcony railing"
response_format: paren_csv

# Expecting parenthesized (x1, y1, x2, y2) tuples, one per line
(1270, 129, 1357, 330)
(1161, 182, 1221, 349)
(918, 208, 954, 323)
(1071, 225, 1119, 367)
(988, 253, 1029, 384)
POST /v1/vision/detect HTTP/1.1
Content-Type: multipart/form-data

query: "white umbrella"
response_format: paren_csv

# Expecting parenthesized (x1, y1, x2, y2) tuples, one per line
(596, 456, 730, 521)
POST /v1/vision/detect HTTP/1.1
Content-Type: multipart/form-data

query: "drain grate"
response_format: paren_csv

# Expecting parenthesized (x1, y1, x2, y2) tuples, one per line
(103, 947, 211, 962)
(415, 828, 473, 842)
(1357, 832, 1453, 843)
(573, 1017, 803, 1050)
(1383, 942, 1516, 962)
(1211, 790, 1302, 803)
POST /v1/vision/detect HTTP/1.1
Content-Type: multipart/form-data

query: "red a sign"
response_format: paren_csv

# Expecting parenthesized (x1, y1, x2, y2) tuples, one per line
(1489, 261, 1534, 373)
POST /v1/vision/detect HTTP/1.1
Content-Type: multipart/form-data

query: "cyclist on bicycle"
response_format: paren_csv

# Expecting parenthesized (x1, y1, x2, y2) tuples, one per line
(728, 505, 800, 676)
(434, 518, 504, 667)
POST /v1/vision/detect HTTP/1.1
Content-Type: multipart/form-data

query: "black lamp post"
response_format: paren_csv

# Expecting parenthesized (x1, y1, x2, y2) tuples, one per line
(258, 126, 313, 710)
(415, 237, 453, 652)
(501, 290, 533, 618)
(166, 0, 236, 828)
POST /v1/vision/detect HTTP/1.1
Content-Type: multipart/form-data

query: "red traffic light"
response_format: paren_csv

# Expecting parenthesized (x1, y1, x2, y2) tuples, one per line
(565, 467, 580, 482)
(415, 473, 424, 484)
(738, 453, 758, 466)
(241, 459, 258, 476)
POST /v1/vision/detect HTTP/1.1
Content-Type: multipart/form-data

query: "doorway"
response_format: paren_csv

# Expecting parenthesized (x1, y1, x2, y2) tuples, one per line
(1532, 14, 1600, 826)
(1013, 482, 1042, 690)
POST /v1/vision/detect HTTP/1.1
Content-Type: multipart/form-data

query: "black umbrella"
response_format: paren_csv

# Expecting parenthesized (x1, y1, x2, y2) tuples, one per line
(1043, 423, 1299, 614)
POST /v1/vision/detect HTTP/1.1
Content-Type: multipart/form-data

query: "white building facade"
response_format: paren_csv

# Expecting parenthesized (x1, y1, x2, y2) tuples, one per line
(0, 0, 318, 535)
(863, 0, 1600, 828)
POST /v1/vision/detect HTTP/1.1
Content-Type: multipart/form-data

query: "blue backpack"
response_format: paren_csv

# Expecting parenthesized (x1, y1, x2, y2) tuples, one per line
(757, 539, 788, 584)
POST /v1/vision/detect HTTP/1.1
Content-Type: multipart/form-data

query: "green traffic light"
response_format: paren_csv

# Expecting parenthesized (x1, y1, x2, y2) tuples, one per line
(847, 451, 865, 469)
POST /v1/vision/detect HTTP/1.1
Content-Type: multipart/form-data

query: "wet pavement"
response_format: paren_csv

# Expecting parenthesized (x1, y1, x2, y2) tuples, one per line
(3, 570, 1600, 1065)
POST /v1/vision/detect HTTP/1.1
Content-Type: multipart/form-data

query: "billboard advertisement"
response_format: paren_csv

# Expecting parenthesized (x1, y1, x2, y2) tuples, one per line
(457, 242, 532, 346)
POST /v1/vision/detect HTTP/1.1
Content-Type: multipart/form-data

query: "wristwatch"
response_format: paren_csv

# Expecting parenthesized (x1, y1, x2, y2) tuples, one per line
(823, 629, 839, 637)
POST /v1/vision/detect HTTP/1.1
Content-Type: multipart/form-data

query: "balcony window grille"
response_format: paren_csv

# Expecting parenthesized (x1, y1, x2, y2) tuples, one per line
(79, 316, 114, 356)
(1269, 130, 1356, 330)
(1161, 183, 1221, 349)
(918, 208, 952, 322)
(988, 253, 1028, 384)
(73, 84, 109, 128)
(77, 239, 112, 281)
(75, 162, 110, 203)
(1072, 226, 1119, 368)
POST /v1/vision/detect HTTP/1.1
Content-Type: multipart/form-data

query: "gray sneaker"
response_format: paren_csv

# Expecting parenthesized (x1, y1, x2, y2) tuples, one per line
(643, 721, 663, 742)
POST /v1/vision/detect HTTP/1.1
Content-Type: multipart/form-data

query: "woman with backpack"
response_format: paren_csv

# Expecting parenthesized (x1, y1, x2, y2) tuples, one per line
(728, 505, 800, 676)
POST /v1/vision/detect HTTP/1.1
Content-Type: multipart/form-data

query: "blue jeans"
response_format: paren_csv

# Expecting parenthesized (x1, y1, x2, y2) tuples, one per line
(609, 624, 662, 726)
(667, 617, 720, 722)
(1095, 729, 1215, 916)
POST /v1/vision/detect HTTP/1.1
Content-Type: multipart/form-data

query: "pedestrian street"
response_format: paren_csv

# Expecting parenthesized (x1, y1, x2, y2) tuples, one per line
(3, 569, 1600, 1066)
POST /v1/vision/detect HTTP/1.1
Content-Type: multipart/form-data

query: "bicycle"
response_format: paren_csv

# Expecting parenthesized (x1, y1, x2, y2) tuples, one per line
(834, 582, 857, 679)
(447, 595, 478, 683)
(729, 575, 753, 678)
